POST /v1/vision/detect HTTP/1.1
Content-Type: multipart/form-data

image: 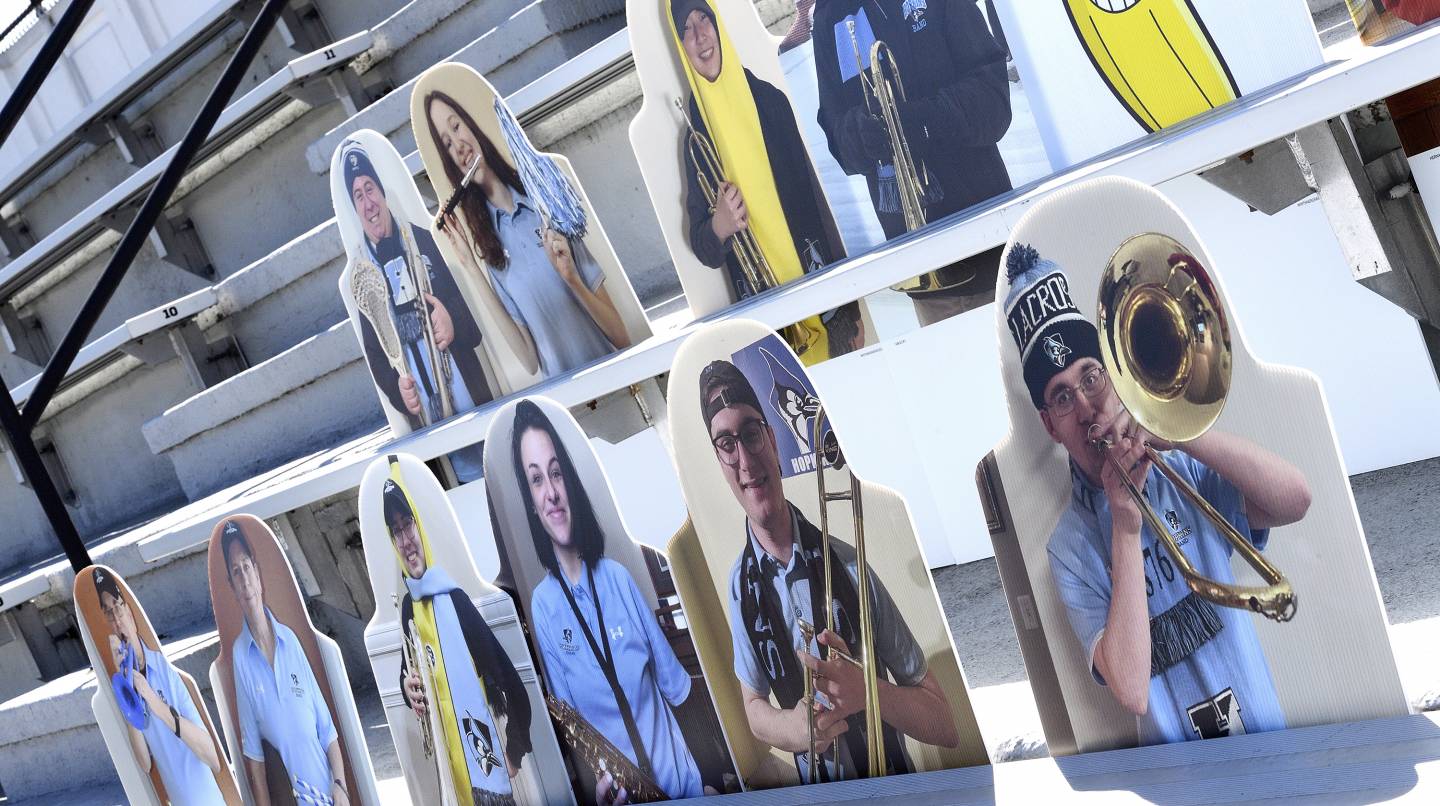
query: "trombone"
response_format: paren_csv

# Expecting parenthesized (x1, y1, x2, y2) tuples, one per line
(674, 97, 779, 296)
(843, 22, 959, 296)
(1092, 232, 1296, 622)
(799, 404, 884, 781)
(846, 20, 928, 232)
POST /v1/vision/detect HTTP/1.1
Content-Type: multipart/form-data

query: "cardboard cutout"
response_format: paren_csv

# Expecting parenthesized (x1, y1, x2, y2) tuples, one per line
(410, 63, 653, 392)
(482, 395, 740, 800)
(980, 176, 1407, 755)
(991, 0, 1323, 170)
(357, 453, 573, 806)
(205, 515, 379, 805)
(1346, 0, 1440, 44)
(74, 565, 243, 805)
(331, 129, 496, 483)
(664, 319, 988, 788)
(627, 0, 866, 364)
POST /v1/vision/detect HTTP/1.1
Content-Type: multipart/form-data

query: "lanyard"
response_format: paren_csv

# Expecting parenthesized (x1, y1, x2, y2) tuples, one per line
(559, 563, 655, 780)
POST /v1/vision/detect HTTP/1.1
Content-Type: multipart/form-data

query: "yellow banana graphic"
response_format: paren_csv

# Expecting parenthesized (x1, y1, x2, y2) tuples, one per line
(1064, 0, 1240, 133)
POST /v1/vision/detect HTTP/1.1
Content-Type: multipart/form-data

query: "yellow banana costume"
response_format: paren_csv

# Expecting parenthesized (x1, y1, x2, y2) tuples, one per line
(1064, 0, 1240, 132)
(668, 0, 832, 365)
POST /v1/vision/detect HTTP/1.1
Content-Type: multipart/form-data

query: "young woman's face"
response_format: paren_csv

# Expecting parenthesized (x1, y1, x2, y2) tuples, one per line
(429, 98, 488, 185)
(682, 10, 722, 82)
(520, 427, 573, 549)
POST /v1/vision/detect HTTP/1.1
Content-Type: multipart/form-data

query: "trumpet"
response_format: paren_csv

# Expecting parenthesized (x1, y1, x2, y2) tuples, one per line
(401, 226, 456, 424)
(402, 619, 438, 760)
(1093, 232, 1296, 622)
(674, 97, 779, 296)
(798, 405, 884, 781)
(545, 693, 666, 803)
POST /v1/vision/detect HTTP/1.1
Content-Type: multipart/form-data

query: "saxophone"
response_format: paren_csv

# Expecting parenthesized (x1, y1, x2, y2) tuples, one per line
(545, 693, 667, 803)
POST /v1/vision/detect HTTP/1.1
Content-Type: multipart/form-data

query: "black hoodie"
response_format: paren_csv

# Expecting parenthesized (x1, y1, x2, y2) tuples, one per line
(814, 0, 1013, 239)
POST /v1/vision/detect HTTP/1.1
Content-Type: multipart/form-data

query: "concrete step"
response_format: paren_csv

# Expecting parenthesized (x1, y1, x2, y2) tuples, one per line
(0, 623, 222, 802)
(307, 0, 624, 172)
(142, 320, 383, 502)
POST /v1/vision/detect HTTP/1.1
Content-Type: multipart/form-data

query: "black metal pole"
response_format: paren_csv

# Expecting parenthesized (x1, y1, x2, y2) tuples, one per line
(21, 0, 288, 429)
(0, 392, 89, 571)
(0, 0, 96, 152)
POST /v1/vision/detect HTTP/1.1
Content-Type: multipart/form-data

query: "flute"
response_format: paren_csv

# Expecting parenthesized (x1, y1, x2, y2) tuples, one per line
(435, 153, 482, 232)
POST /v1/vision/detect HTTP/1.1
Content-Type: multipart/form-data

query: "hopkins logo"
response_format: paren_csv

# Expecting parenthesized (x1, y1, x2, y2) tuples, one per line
(761, 345, 827, 476)
(349, 152, 359, 170)
(609, 625, 624, 643)
(1043, 333, 1072, 368)
(902, 0, 928, 32)
(560, 627, 578, 654)
(462, 711, 502, 774)
(290, 673, 304, 698)
(1166, 509, 1192, 544)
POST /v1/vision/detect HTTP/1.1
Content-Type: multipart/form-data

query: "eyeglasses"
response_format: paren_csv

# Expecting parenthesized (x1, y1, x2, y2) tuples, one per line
(1046, 365, 1109, 418)
(101, 600, 127, 624)
(712, 419, 768, 467)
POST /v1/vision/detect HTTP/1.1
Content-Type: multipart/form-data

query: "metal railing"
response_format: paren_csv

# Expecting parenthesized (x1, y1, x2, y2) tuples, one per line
(0, 0, 288, 573)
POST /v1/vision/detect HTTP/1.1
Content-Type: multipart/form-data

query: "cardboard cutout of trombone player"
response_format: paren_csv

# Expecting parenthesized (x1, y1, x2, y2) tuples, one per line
(74, 565, 243, 806)
(358, 453, 573, 805)
(482, 395, 740, 801)
(627, 0, 866, 365)
(331, 129, 497, 483)
(978, 176, 1406, 755)
(205, 515, 379, 806)
(411, 63, 653, 393)
(665, 319, 988, 788)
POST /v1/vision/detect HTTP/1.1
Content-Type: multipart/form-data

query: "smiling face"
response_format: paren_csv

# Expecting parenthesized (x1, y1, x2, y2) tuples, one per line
(351, 173, 394, 245)
(225, 540, 265, 624)
(681, 9, 722, 82)
(520, 426, 573, 550)
(428, 97, 488, 185)
(1039, 356, 1121, 481)
(389, 510, 427, 579)
(708, 401, 786, 532)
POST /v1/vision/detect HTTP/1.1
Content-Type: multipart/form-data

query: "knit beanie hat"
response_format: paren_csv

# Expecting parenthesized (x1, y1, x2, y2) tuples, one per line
(1003, 243, 1102, 409)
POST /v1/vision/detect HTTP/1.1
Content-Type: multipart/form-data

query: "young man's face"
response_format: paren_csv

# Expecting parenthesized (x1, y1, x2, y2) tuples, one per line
(1039, 356, 1119, 480)
(226, 543, 265, 622)
(709, 401, 786, 531)
(428, 98, 488, 186)
(390, 510, 428, 579)
(352, 174, 394, 244)
(681, 10, 722, 82)
(99, 589, 139, 649)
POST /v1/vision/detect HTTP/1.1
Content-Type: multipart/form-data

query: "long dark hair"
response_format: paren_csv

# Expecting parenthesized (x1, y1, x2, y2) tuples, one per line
(423, 89, 525, 270)
(510, 399, 605, 578)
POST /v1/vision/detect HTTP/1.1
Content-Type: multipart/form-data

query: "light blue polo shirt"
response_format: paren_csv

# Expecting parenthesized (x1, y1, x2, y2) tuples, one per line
(531, 558, 702, 798)
(489, 193, 614, 378)
(724, 508, 927, 782)
(138, 645, 226, 805)
(232, 610, 339, 799)
(1047, 453, 1286, 746)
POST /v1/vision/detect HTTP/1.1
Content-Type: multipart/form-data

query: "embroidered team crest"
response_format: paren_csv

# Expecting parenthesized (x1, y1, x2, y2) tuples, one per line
(903, 0, 929, 31)
(461, 711, 502, 773)
(348, 152, 358, 170)
(562, 627, 572, 644)
(609, 625, 624, 642)
(1043, 333, 1072, 367)
(1186, 688, 1247, 740)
